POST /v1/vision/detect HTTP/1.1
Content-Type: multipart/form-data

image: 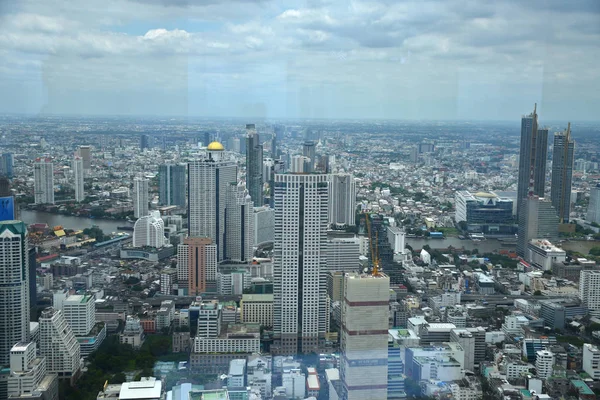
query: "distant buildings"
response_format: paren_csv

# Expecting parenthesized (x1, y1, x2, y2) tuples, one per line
(303, 141, 316, 173)
(140, 134, 150, 151)
(133, 176, 149, 219)
(551, 126, 575, 223)
(77, 145, 92, 171)
(72, 156, 84, 202)
(158, 164, 186, 208)
(224, 183, 254, 262)
(328, 174, 356, 227)
(1, 153, 13, 178)
(246, 124, 263, 207)
(181, 237, 217, 295)
(588, 184, 600, 224)
(454, 190, 514, 234)
(517, 196, 559, 258)
(253, 206, 274, 246)
(33, 158, 54, 205)
(133, 211, 167, 248)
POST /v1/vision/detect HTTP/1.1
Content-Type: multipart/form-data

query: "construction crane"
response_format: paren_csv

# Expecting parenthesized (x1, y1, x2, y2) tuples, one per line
(364, 212, 380, 276)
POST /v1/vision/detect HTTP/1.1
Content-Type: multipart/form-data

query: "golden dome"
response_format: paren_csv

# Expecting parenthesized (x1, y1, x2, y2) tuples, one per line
(207, 141, 225, 151)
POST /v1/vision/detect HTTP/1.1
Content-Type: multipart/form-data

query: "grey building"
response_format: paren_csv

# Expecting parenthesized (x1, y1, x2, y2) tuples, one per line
(302, 141, 316, 173)
(539, 299, 587, 330)
(551, 126, 575, 223)
(159, 164, 186, 208)
(328, 174, 356, 227)
(517, 196, 559, 257)
(246, 124, 263, 207)
(589, 184, 600, 224)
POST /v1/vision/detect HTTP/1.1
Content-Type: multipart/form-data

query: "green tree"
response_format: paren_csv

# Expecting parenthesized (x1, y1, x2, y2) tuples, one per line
(533, 290, 542, 296)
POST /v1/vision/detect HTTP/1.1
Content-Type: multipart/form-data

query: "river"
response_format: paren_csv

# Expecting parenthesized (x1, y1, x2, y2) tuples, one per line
(406, 237, 514, 253)
(20, 210, 130, 234)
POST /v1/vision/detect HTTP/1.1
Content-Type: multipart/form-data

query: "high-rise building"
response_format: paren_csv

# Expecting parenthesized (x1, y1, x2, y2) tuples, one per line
(133, 211, 167, 248)
(517, 197, 559, 257)
(33, 158, 54, 205)
(1, 153, 13, 178)
(61, 294, 95, 337)
(551, 125, 575, 223)
(0, 221, 30, 368)
(535, 350, 554, 379)
(133, 176, 149, 219)
(0, 176, 10, 197)
(328, 174, 356, 227)
(72, 156, 84, 202)
(246, 124, 263, 207)
(188, 141, 237, 261)
(303, 141, 317, 173)
(253, 206, 275, 246)
(224, 183, 254, 262)
(183, 237, 218, 295)
(77, 145, 92, 171)
(588, 184, 600, 224)
(340, 272, 390, 400)
(273, 173, 329, 355)
(7, 342, 58, 399)
(140, 134, 150, 151)
(158, 164, 186, 208)
(38, 307, 81, 382)
(517, 104, 548, 219)
(580, 270, 600, 317)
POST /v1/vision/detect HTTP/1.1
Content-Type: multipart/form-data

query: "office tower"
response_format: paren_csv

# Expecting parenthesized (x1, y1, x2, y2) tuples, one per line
(317, 154, 330, 174)
(0, 221, 30, 366)
(203, 131, 211, 147)
(551, 125, 575, 223)
(225, 183, 254, 262)
(246, 124, 264, 207)
(72, 156, 84, 202)
(28, 248, 37, 321)
(158, 164, 186, 208)
(188, 141, 237, 261)
(326, 238, 360, 272)
(340, 272, 390, 400)
(271, 133, 278, 159)
(184, 237, 218, 295)
(303, 141, 316, 173)
(133, 176, 149, 218)
(588, 184, 600, 224)
(77, 145, 91, 171)
(580, 270, 600, 317)
(517, 104, 548, 219)
(8, 342, 58, 399)
(61, 294, 95, 337)
(517, 196, 559, 257)
(1, 153, 13, 178)
(38, 308, 81, 382)
(33, 158, 54, 205)
(0, 176, 9, 197)
(133, 210, 166, 248)
(328, 174, 356, 227)
(273, 174, 329, 355)
(140, 134, 150, 151)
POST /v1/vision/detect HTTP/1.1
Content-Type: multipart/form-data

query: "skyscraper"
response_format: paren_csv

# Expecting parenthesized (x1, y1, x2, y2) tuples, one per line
(551, 124, 575, 223)
(225, 183, 254, 262)
(133, 176, 149, 218)
(246, 124, 264, 207)
(340, 272, 390, 400)
(303, 141, 317, 173)
(0, 221, 30, 367)
(273, 173, 329, 355)
(580, 270, 600, 317)
(588, 184, 600, 224)
(140, 134, 150, 151)
(183, 237, 217, 295)
(38, 308, 81, 383)
(133, 211, 166, 248)
(77, 145, 92, 171)
(328, 174, 356, 227)
(1, 153, 13, 178)
(517, 196, 559, 257)
(188, 141, 237, 261)
(72, 156, 84, 202)
(0, 176, 9, 197)
(517, 104, 548, 219)
(33, 158, 54, 205)
(159, 164, 186, 208)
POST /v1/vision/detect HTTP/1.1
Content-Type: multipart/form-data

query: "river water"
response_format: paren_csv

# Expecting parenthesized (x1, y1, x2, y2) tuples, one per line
(20, 210, 130, 234)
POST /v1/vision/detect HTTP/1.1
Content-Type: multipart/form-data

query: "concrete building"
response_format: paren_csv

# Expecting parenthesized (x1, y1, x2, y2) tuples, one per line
(181, 237, 217, 295)
(282, 369, 306, 400)
(387, 331, 406, 399)
(159, 268, 177, 296)
(551, 127, 575, 223)
(580, 270, 600, 317)
(405, 343, 465, 382)
(188, 141, 237, 261)
(158, 164, 186, 208)
(196, 301, 221, 339)
(325, 237, 360, 273)
(120, 316, 144, 349)
(340, 272, 390, 400)
(77, 145, 92, 171)
(328, 174, 356, 227)
(588, 184, 600, 224)
(1, 153, 13, 178)
(133, 211, 167, 248)
(38, 308, 81, 382)
(254, 206, 274, 246)
(583, 343, 600, 380)
(133, 176, 149, 219)
(450, 328, 486, 372)
(420, 323, 456, 345)
(455, 190, 515, 234)
(72, 156, 84, 202)
(517, 196, 559, 258)
(224, 183, 254, 262)
(552, 258, 596, 282)
(240, 294, 273, 327)
(273, 173, 329, 355)
(535, 350, 555, 379)
(227, 359, 246, 391)
(33, 158, 54, 204)
(303, 141, 316, 173)
(527, 239, 566, 271)
(246, 124, 263, 207)
(539, 299, 587, 331)
(62, 294, 95, 337)
(8, 342, 45, 397)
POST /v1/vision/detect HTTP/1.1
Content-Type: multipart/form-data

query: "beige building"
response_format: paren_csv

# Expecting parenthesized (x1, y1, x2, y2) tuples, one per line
(241, 294, 273, 327)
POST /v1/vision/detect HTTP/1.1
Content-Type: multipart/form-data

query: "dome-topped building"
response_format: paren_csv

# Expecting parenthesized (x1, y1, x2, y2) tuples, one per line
(207, 141, 225, 151)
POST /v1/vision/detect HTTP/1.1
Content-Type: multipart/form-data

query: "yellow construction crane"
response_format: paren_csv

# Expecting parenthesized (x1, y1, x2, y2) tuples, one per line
(364, 212, 380, 276)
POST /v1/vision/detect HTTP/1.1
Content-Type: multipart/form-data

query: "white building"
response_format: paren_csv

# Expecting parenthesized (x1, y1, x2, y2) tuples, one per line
(133, 176, 149, 218)
(273, 173, 329, 355)
(254, 206, 275, 246)
(527, 239, 566, 271)
(328, 173, 356, 227)
(0, 221, 30, 366)
(120, 316, 144, 348)
(535, 350, 554, 379)
(38, 307, 81, 380)
(450, 329, 476, 372)
(133, 210, 167, 248)
(241, 294, 274, 327)
(8, 342, 46, 397)
(326, 238, 360, 273)
(118, 377, 161, 400)
(340, 273, 390, 400)
(197, 301, 221, 339)
(580, 270, 600, 317)
(247, 355, 272, 398)
(159, 268, 177, 296)
(420, 249, 431, 264)
(282, 369, 306, 400)
(62, 294, 95, 336)
(502, 314, 530, 336)
(188, 141, 237, 261)
(72, 156, 84, 202)
(583, 343, 600, 380)
(387, 225, 406, 254)
(228, 359, 246, 389)
(588, 184, 600, 224)
(193, 336, 260, 354)
(225, 183, 254, 262)
(33, 158, 54, 204)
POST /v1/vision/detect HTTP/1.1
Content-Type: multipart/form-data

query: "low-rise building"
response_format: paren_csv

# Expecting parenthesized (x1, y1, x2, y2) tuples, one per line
(527, 239, 566, 271)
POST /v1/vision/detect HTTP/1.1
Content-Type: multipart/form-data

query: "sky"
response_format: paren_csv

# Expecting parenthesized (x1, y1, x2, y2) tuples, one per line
(0, 0, 599, 120)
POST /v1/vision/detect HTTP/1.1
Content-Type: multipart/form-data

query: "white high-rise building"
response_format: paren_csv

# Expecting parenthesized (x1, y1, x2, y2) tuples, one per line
(588, 184, 600, 224)
(33, 158, 54, 204)
(340, 272, 390, 400)
(72, 156, 84, 202)
(133, 176, 149, 218)
(8, 342, 47, 397)
(133, 210, 167, 248)
(38, 307, 81, 381)
(254, 206, 275, 246)
(188, 141, 237, 261)
(225, 183, 254, 262)
(328, 174, 356, 227)
(535, 350, 554, 379)
(583, 343, 600, 380)
(0, 221, 30, 366)
(62, 294, 95, 337)
(580, 270, 600, 317)
(325, 238, 360, 273)
(273, 173, 329, 355)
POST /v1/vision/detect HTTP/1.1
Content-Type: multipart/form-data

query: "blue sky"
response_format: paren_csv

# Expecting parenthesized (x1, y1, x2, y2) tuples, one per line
(0, 0, 599, 120)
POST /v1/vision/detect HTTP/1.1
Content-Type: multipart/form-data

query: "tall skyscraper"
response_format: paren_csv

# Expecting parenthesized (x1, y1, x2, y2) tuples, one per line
(517, 196, 559, 257)
(303, 141, 317, 173)
(0, 176, 9, 197)
(273, 173, 329, 355)
(329, 174, 356, 227)
(33, 158, 54, 205)
(38, 308, 81, 383)
(517, 104, 548, 219)
(1, 153, 13, 178)
(183, 237, 217, 295)
(133, 176, 149, 218)
(0, 221, 30, 367)
(224, 183, 254, 262)
(340, 272, 390, 400)
(159, 164, 186, 208)
(551, 124, 575, 223)
(588, 184, 600, 224)
(188, 141, 237, 261)
(580, 270, 600, 317)
(72, 156, 84, 202)
(246, 124, 264, 207)
(140, 134, 150, 151)
(77, 145, 92, 171)
(133, 211, 166, 248)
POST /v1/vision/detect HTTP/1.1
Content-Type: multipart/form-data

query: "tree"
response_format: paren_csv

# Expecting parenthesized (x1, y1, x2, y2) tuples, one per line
(533, 290, 542, 296)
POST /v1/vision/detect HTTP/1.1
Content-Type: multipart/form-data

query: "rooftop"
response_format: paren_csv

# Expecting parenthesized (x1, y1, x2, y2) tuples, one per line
(119, 377, 162, 400)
